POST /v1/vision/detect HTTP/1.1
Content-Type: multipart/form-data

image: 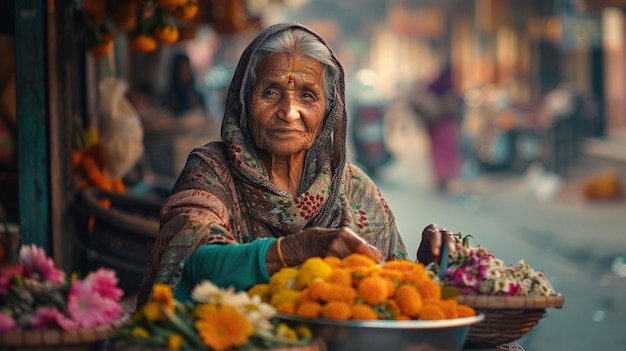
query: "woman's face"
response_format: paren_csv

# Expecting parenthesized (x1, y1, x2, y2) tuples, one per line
(248, 53, 327, 157)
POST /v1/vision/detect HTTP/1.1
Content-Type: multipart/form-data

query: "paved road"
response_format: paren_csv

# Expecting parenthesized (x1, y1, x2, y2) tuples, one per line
(357, 113, 626, 350)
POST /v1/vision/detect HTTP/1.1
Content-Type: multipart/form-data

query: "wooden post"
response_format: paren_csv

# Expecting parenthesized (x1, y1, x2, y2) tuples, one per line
(14, 0, 50, 250)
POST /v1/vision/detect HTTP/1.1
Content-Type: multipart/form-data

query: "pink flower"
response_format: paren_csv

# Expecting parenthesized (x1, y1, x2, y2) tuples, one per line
(66, 280, 122, 328)
(29, 306, 78, 331)
(18, 244, 65, 284)
(85, 268, 124, 301)
(0, 312, 19, 331)
(0, 264, 23, 295)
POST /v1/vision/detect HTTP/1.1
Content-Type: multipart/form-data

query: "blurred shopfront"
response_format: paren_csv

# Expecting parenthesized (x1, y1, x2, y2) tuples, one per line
(377, 0, 625, 176)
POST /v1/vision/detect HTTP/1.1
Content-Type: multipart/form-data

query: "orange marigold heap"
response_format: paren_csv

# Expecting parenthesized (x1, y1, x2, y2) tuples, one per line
(248, 253, 476, 322)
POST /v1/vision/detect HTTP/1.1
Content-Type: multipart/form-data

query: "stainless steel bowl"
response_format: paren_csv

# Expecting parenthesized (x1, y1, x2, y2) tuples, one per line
(277, 313, 485, 351)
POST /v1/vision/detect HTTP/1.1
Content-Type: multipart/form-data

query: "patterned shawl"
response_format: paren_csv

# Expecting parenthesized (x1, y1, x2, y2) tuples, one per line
(136, 23, 407, 306)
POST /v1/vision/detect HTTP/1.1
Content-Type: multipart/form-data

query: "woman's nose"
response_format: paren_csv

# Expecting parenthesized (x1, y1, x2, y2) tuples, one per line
(277, 98, 300, 122)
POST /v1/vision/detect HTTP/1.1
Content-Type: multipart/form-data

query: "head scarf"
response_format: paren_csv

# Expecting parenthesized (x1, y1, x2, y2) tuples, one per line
(220, 22, 349, 232)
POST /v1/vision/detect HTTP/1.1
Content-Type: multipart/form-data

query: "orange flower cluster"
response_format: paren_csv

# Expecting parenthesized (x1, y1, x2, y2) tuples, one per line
(80, 0, 199, 58)
(248, 254, 476, 321)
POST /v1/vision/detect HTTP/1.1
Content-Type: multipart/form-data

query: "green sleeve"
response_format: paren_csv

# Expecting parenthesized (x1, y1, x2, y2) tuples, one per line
(174, 238, 276, 301)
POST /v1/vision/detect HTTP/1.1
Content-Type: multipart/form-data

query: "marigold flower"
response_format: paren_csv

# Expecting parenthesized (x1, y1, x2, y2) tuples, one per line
(357, 276, 388, 305)
(295, 324, 313, 338)
(327, 268, 353, 286)
(351, 304, 378, 320)
(131, 326, 150, 339)
(142, 301, 163, 322)
(296, 302, 322, 318)
(294, 257, 333, 290)
(455, 304, 476, 318)
(394, 314, 411, 321)
(309, 280, 356, 303)
(418, 304, 446, 320)
(424, 298, 458, 319)
(247, 283, 271, 303)
(152, 283, 175, 311)
(275, 322, 299, 341)
(168, 333, 183, 351)
(270, 289, 301, 308)
(320, 301, 352, 320)
(297, 288, 315, 304)
(195, 304, 254, 350)
(323, 256, 343, 268)
(417, 279, 442, 300)
(401, 264, 429, 286)
(276, 302, 296, 314)
(382, 260, 420, 272)
(349, 266, 374, 285)
(342, 253, 378, 269)
(395, 284, 423, 318)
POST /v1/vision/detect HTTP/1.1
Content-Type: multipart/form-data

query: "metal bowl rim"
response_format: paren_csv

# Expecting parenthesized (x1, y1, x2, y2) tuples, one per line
(277, 313, 485, 329)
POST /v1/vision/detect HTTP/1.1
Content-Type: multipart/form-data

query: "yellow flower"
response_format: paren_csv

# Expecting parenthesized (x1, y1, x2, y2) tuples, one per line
(131, 326, 150, 339)
(270, 289, 301, 308)
(323, 256, 342, 268)
(269, 267, 299, 294)
(295, 324, 313, 338)
(195, 304, 254, 350)
(275, 322, 299, 341)
(167, 333, 184, 351)
(294, 257, 333, 290)
(357, 276, 388, 305)
(247, 283, 271, 303)
(152, 283, 175, 311)
(320, 301, 352, 320)
(142, 301, 164, 321)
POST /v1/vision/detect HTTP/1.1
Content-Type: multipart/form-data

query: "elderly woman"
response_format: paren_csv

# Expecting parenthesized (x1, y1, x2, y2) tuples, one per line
(137, 23, 455, 306)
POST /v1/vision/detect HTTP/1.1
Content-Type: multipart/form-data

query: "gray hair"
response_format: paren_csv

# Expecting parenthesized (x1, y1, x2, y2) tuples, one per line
(245, 28, 339, 109)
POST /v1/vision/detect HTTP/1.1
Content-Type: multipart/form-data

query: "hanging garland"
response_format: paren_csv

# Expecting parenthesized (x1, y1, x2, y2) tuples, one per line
(77, 0, 200, 58)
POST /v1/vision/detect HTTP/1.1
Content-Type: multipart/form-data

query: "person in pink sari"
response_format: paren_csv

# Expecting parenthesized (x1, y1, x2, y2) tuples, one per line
(410, 66, 461, 192)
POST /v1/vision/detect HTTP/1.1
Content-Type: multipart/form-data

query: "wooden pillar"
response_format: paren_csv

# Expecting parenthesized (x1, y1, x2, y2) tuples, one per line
(14, 0, 50, 250)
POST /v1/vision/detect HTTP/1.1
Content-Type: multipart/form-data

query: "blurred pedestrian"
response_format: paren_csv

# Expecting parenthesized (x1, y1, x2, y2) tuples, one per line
(162, 52, 206, 116)
(410, 65, 461, 193)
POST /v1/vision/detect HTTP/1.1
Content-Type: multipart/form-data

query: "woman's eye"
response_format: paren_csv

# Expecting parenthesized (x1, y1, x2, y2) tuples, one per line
(263, 89, 278, 97)
(302, 91, 316, 99)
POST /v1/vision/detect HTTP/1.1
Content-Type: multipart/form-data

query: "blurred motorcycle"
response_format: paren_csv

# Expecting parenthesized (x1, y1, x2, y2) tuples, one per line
(351, 103, 392, 179)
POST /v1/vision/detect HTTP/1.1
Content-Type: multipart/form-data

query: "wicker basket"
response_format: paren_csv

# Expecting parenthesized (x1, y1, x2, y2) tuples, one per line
(72, 188, 161, 296)
(455, 294, 565, 348)
(0, 315, 128, 351)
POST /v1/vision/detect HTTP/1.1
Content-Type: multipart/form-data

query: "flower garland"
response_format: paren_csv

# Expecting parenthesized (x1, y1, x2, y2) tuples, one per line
(0, 244, 124, 331)
(426, 234, 557, 296)
(114, 281, 313, 350)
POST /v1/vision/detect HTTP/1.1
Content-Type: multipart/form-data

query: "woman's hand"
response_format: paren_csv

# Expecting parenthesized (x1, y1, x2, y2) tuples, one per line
(267, 226, 383, 274)
(415, 224, 457, 264)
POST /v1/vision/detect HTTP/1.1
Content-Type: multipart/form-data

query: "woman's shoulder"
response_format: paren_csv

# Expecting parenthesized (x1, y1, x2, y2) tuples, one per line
(342, 162, 380, 194)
